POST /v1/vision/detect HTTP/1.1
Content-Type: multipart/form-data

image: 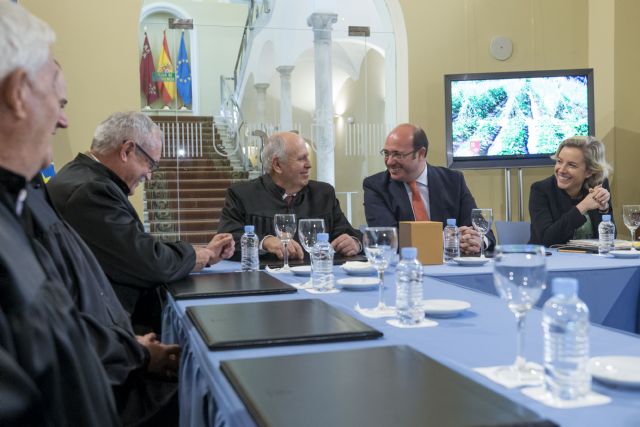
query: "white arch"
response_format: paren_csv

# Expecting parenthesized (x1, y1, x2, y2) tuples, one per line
(140, 3, 200, 114)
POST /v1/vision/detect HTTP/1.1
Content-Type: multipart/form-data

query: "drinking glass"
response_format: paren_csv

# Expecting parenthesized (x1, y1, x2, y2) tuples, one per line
(298, 219, 326, 254)
(471, 208, 493, 258)
(493, 244, 547, 386)
(274, 213, 297, 271)
(362, 227, 398, 315)
(622, 205, 640, 250)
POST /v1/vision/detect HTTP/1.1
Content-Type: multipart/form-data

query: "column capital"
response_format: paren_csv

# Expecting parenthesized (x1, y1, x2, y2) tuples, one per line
(307, 12, 337, 32)
(254, 82, 270, 92)
(276, 65, 295, 77)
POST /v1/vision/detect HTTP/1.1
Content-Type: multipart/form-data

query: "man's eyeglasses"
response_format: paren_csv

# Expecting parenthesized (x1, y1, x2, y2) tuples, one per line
(379, 148, 419, 160)
(124, 140, 160, 173)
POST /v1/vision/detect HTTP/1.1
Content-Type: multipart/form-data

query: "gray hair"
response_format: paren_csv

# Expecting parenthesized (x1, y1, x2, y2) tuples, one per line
(91, 112, 163, 154)
(261, 132, 289, 174)
(552, 136, 612, 189)
(0, 1, 55, 82)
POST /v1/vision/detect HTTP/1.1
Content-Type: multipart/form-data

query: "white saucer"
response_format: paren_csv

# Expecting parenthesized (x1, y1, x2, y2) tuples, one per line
(423, 299, 471, 317)
(589, 356, 640, 387)
(290, 265, 311, 276)
(609, 250, 640, 259)
(336, 277, 380, 291)
(453, 257, 490, 266)
(341, 261, 377, 276)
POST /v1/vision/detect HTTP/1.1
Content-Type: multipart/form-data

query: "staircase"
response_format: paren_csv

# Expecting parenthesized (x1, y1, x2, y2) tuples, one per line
(144, 116, 249, 245)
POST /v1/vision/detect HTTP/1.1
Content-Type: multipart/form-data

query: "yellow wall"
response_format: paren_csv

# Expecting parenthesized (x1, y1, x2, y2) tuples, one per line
(397, 0, 640, 229)
(22, 0, 145, 209)
(398, 0, 590, 222)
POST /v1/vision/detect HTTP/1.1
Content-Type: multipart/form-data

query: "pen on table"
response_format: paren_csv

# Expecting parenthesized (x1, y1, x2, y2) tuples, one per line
(558, 249, 588, 254)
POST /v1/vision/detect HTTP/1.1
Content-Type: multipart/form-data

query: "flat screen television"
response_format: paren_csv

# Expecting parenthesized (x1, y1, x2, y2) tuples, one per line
(444, 69, 594, 169)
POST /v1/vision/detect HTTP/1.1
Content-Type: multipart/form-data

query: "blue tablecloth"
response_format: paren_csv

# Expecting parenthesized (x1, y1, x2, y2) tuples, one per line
(163, 259, 640, 427)
(424, 251, 640, 333)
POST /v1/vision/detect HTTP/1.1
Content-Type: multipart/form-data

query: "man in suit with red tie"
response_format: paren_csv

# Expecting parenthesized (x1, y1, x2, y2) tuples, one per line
(363, 123, 495, 255)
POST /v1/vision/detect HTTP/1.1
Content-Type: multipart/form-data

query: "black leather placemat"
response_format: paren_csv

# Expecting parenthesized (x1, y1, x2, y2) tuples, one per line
(165, 271, 297, 299)
(186, 299, 382, 350)
(220, 345, 555, 427)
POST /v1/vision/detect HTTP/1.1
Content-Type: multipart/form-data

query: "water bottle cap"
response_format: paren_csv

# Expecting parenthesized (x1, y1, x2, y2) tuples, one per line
(552, 277, 578, 296)
(244, 225, 255, 233)
(400, 247, 418, 259)
(446, 218, 457, 226)
(602, 214, 611, 221)
(316, 233, 329, 242)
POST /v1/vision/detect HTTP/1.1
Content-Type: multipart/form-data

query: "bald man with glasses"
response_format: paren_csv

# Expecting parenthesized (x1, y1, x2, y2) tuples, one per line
(363, 123, 495, 255)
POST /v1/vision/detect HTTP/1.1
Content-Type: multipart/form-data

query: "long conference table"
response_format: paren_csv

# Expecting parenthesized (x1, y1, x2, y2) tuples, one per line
(162, 252, 640, 427)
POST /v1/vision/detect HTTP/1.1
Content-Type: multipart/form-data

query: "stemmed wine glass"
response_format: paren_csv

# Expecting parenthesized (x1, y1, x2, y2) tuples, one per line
(298, 219, 326, 254)
(362, 227, 398, 316)
(622, 205, 640, 250)
(274, 213, 297, 272)
(493, 244, 547, 386)
(471, 208, 493, 258)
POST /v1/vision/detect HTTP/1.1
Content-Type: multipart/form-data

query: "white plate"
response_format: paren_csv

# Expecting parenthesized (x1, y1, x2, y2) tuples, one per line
(423, 299, 471, 318)
(336, 277, 380, 291)
(609, 250, 640, 259)
(589, 356, 640, 387)
(341, 261, 377, 276)
(290, 265, 311, 276)
(452, 257, 490, 266)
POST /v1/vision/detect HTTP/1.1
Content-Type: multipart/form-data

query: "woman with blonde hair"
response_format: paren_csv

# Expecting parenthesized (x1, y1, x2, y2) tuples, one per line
(529, 136, 614, 246)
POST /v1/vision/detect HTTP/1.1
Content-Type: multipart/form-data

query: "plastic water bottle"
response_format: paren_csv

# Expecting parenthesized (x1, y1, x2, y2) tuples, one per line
(240, 225, 259, 271)
(311, 233, 334, 291)
(542, 277, 591, 401)
(443, 218, 460, 262)
(598, 214, 615, 256)
(395, 247, 424, 325)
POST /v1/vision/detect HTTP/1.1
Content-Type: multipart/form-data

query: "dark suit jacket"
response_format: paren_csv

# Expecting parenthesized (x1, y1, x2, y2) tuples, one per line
(529, 175, 614, 246)
(363, 164, 496, 250)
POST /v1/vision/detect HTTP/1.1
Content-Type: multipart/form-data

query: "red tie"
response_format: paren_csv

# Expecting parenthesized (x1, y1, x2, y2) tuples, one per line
(409, 181, 429, 221)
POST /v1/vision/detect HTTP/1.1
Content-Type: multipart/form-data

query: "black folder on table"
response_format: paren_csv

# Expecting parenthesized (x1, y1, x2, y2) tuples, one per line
(165, 271, 297, 299)
(186, 299, 382, 350)
(220, 345, 556, 427)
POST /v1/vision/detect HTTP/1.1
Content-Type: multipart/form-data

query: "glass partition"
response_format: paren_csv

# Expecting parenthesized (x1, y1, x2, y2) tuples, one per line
(140, 0, 397, 242)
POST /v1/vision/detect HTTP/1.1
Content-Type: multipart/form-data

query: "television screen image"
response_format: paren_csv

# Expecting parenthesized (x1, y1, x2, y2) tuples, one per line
(445, 69, 594, 169)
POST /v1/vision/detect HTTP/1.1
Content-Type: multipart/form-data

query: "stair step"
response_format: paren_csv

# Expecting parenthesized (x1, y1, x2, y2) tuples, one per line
(158, 158, 232, 167)
(149, 219, 219, 233)
(145, 188, 229, 198)
(146, 178, 237, 190)
(153, 170, 246, 180)
(148, 208, 222, 221)
(151, 230, 216, 246)
(146, 198, 226, 210)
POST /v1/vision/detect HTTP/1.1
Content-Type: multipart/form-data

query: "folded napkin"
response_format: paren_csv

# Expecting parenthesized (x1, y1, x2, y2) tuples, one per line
(521, 386, 611, 409)
(474, 364, 544, 389)
(355, 303, 396, 318)
(386, 318, 438, 328)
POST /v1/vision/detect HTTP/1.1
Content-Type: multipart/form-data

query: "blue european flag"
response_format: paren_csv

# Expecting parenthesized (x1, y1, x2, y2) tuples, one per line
(41, 163, 56, 183)
(176, 31, 192, 107)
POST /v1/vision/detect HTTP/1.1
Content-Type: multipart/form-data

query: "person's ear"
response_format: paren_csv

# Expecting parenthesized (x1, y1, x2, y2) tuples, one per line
(120, 140, 135, 162)
(1, 69, 30, 119)
(272, 157, 283, 174)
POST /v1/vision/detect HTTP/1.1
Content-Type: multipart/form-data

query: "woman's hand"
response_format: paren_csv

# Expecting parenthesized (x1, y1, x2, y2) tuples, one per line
(576, 185, 610, 214)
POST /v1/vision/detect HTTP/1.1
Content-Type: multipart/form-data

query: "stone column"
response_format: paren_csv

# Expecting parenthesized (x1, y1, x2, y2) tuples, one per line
(307, 12, 337, 186)
(254, 82, 269, 127)
(276, 65, 295, 132)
